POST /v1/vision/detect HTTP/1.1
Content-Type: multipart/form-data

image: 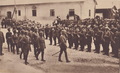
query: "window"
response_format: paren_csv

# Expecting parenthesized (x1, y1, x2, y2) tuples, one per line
(89, 10, 91, 17)
(50, 9, 55, 16)
(32, 10, 36, 16)
(69, 9, 74, 16)
(18, 10, 21, 16)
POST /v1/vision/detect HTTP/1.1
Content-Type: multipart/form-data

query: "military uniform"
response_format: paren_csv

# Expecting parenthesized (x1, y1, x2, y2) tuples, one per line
(6, 28, 12, 52)
(59, 30, 70, 62)
(52, 27, 57, 45)
(67, 28, 73, 48)
(11, 30, 19, 54)
(20, 32, 31, 65)
(0, 30, 5, 55)
(36, 31, 46, 61)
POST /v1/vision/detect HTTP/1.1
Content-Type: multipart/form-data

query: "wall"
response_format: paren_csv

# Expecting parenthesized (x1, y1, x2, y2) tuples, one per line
(0, 1, 95, 25)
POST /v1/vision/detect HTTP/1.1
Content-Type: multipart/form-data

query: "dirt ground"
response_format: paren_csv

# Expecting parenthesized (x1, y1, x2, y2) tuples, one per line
(0, 28, 119, 73)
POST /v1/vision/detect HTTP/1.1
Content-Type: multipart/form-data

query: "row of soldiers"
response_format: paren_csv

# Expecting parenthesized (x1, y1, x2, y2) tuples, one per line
(46, 18, 120, 58)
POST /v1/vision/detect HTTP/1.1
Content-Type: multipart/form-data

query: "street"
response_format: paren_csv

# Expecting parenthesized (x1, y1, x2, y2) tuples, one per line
(0, 28, 119, 73)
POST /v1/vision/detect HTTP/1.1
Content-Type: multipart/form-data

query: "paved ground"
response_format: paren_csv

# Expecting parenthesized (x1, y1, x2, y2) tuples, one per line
(0, 27, 119, 73)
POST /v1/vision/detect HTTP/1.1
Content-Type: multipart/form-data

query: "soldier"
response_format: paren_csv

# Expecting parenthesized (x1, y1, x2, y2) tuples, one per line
(35, 31, 46, 61)
(0, 27, 5, 55)
(45, 24, 49, 39)
(67, 27, 73, 48)
(33, 28, 39, 56)
(11, 29, 19, 54)
(1, 18, 5, 28)
(19, 30, 25, 59)
(59, 30, 70, 62)
(86, 26, 93, 52)
(112, 29, 120, 58)
(52, 27, 57, 46)
(73, 28, 79, 50)
(93, 26, 102, 53)
(102, 27, 111, 56)
(20, 31, 31, 65)
(6, 28, 12, 52)
(79, 26, 87, 51)
(49, 27, 53, 45)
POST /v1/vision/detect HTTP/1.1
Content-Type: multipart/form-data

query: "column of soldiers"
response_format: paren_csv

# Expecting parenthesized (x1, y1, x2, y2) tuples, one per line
(5, 20, 46, 65)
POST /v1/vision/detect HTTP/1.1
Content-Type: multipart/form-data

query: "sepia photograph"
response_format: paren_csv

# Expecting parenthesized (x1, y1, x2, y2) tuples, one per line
(0, 0, 120, 73)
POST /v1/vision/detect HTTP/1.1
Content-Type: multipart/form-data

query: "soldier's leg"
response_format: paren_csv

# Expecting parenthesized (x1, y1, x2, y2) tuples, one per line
(87, 42, 91, 52)
(96, 42, 100, 53)
(50, 37, 52, 45)
(0, 44, 2, 55)
(36, 49, 40, 60)
(34, 45, 37, 56)
(58, 48, 63, 61)
(104, 42, 109, 56)
(63, 49, 69, 62)
(53, 37, 56, 45)
(111, 42, 114, 54)
(16, 44, 19, 54)
(20, 48, 23, 59)
(68, 39, 71, 48)
(13, 44, 15, 54)
(41, 49, 45, 61)
(24, 50, 29, 65)
(7, 42, 10, 52)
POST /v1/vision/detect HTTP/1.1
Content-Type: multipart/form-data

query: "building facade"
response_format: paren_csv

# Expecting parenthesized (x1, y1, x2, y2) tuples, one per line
(0, 0, 97, 24)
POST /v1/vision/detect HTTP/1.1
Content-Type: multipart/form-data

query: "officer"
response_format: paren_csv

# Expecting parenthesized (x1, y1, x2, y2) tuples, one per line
(6, 28, 12, 52)
(0, 27, 5, 55)
(20, 31, 31, 65)
(35, 31, 46, 61)
(11, 29, 19, 54)
(59, 30, 70, 62)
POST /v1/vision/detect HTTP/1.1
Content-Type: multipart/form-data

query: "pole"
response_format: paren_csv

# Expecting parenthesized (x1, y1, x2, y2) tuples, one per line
(14, 0, 17, 20)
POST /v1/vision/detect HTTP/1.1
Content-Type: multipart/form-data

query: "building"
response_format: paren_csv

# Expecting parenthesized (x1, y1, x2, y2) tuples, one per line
(95, 0, 120, 19)
(0, 0, 97, 24)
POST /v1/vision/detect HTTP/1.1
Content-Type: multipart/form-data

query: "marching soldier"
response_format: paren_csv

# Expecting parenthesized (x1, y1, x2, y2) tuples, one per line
(20, 31, 31, 65)
(6, 28, 12, 52)
(11, 29, 19, 54)
(59, 30, 70, 62)
(73, 28, 79, 50)
(35, 31, 46, 61)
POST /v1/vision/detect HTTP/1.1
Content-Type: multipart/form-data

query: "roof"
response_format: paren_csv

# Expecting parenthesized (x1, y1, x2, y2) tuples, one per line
(96, 0, 120, 9)
(0, 0, 85, 6)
